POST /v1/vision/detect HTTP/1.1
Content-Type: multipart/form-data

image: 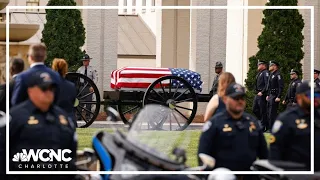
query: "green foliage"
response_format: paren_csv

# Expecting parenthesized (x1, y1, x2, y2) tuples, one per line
(41, 0, 85, 72)
(245, 0, 304, 114)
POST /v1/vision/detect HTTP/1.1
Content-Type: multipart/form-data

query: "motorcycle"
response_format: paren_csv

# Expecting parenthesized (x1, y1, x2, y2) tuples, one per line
(76, 104, 237, 180)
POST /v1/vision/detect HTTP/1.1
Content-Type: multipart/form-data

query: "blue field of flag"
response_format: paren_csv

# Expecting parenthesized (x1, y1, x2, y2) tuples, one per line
(169, 68, 203, 92)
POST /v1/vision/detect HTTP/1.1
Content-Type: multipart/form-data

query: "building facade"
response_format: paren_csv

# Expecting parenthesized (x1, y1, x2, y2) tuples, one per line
(3, 0, 320, 115)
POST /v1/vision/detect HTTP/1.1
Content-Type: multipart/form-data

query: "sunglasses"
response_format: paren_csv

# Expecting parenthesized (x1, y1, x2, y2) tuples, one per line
(231, 96, 245, 101)
(39, 86, 55, 92)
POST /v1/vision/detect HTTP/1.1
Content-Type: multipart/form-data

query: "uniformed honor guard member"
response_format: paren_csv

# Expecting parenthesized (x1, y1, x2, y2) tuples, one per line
(209, 62, 223, 96)
(269, 81, 311, 170)
(198, 83, 268, 171)
(9, 71, 77, 175)
(76, 51, 98, 119)
(266, 61, 284, 130)
(315, 69, 320, 89)
(282, 69, 302, 109)
(252, 60, 269, 131)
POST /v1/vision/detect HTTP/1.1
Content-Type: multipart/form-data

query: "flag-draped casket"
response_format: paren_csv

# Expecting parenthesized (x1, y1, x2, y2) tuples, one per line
(111, 67, 203, 92)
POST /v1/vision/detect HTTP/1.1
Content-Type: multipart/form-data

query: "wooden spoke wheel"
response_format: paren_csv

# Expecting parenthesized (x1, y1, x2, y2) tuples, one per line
(66, 72, 101, 128)
(142, 75, 198, 131)
(117, 103, 143, 125)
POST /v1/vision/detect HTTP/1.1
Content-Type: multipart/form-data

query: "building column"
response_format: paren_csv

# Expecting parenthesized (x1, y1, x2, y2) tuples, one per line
(156, 0, 190, 69)
(189, 0, 227, 116)
(82, 0, 118, 94)
(82, 0, 118, 115)
(225, 0, 248, 85)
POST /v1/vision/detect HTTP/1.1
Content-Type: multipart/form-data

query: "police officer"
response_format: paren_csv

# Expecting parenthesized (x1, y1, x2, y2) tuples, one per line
(209, 62, 223, 96)
(266, 61, 284, 130)
(269, 81, 311, 170)
(76, 51, 98, 119)
(252, 60, 269, 131)
(198, 83, 268, 171)
(315, 69, 320, 89)
(9, 71, 77, 178)
(315, 87, 320, 171)
(282, 69, 302, 109)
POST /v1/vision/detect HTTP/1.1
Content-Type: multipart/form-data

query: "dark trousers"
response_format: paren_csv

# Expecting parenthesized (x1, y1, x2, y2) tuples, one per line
(267, 94, 279, 129)
(252, 94, 268, 130)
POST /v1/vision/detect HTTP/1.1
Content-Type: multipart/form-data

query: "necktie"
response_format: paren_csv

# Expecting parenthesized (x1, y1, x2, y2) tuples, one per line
(85, 67, 87, 76)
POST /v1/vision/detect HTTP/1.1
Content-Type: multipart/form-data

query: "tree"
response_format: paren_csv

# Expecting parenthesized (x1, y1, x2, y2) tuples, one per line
(41, 0, 85, 72)
(245, 0, 304, 114)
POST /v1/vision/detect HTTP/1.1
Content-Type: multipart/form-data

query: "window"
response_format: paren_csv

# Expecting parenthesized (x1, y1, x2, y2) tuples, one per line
(132, 0, 136, 14)
(151, 0, 155, 12)
(26, 0, 40, 12)
(142, 0, 146, 13)
(123, 0, 127, 13)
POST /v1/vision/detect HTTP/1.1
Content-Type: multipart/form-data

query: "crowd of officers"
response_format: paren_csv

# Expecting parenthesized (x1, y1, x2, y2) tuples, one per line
(0, 43, 97, 179)
(0, 43, 317, 179)
(202, 60, 318, 175)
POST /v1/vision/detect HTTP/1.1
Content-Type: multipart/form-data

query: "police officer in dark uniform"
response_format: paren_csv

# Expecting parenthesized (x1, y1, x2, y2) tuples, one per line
(266, 61, 284, 130)
(269, 81, 311, 170)
(252, 60, 269, 131)
(198, 83, 268, 171)
(315, 87, 320, 171)
(282, 69, 302, 109)
(315, 69, 320, 89)
(209, 62, 223, 96)
(9, 71, 77, 179)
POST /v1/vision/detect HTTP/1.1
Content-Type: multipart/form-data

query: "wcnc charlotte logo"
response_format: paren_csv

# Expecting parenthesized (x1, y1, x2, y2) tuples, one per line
(11, 149, 72, 170)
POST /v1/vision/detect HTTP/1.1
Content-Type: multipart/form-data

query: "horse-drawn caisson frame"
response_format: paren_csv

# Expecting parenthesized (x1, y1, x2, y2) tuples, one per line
(66, 68, 212, 130)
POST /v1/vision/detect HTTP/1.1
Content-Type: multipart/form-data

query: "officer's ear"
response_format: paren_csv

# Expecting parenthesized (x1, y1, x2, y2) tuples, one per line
(222, 96, 228, 104)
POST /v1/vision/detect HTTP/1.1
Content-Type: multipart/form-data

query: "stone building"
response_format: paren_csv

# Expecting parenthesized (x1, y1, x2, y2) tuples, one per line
(2, 0, 319, 115)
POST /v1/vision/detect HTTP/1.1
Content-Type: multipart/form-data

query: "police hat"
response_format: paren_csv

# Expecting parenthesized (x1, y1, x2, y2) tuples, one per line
(27, 71, 57, 89)
(315, 69, 320, 74)
(215, 61, 223, 68)
(290, 69, 299, 75)
(257, 60, 267, 66)
(296, 80, 310, 95)
(269, 61, 279, 67)
(81, 54, 92, 61)
(225, 83, 246, 98)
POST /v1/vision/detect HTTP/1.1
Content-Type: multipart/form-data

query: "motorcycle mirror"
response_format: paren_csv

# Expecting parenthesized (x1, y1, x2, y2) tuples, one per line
(106, 107, 121, 122)
(199, 153, 215, 168)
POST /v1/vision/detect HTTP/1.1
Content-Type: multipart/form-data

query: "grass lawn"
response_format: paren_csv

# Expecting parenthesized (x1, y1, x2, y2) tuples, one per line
(76, 128, 271, 167)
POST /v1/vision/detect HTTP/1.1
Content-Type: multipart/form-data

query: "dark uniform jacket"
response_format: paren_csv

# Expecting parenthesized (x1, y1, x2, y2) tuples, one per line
(284, 78, 302, 104)
(11, 64, 61, 106)
(56, 77, 77, 125)
(267, 70, 284, 98)
(198, 110, 268, 171)
(315, 78, 320, 89)
(9, 100, 77, 172)
(210, 73, 221, 95)
(269, 106, 310, 170)
(255, 69, 269, 95)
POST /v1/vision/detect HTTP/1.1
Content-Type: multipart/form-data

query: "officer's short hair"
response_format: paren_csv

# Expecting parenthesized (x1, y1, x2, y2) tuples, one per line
(28, 43, 47, 62)
(10, 58, 24, 75)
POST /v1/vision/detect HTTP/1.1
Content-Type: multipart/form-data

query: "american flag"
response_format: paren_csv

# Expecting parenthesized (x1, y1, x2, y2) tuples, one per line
(111, 67, 203, 92)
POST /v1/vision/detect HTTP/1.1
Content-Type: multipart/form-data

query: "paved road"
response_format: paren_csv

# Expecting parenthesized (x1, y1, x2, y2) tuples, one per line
(77, 121, 204, 130)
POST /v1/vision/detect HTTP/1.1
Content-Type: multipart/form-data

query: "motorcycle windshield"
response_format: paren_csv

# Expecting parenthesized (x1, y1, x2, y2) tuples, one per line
(125, 104, 194, 164)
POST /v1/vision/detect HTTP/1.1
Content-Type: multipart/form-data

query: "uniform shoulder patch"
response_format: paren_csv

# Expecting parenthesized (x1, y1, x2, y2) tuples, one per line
(272, 120, 282, 133)
(202, 121, 212, 132)
(266, 72, 269, 77)
(278, 75, 281, 80)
